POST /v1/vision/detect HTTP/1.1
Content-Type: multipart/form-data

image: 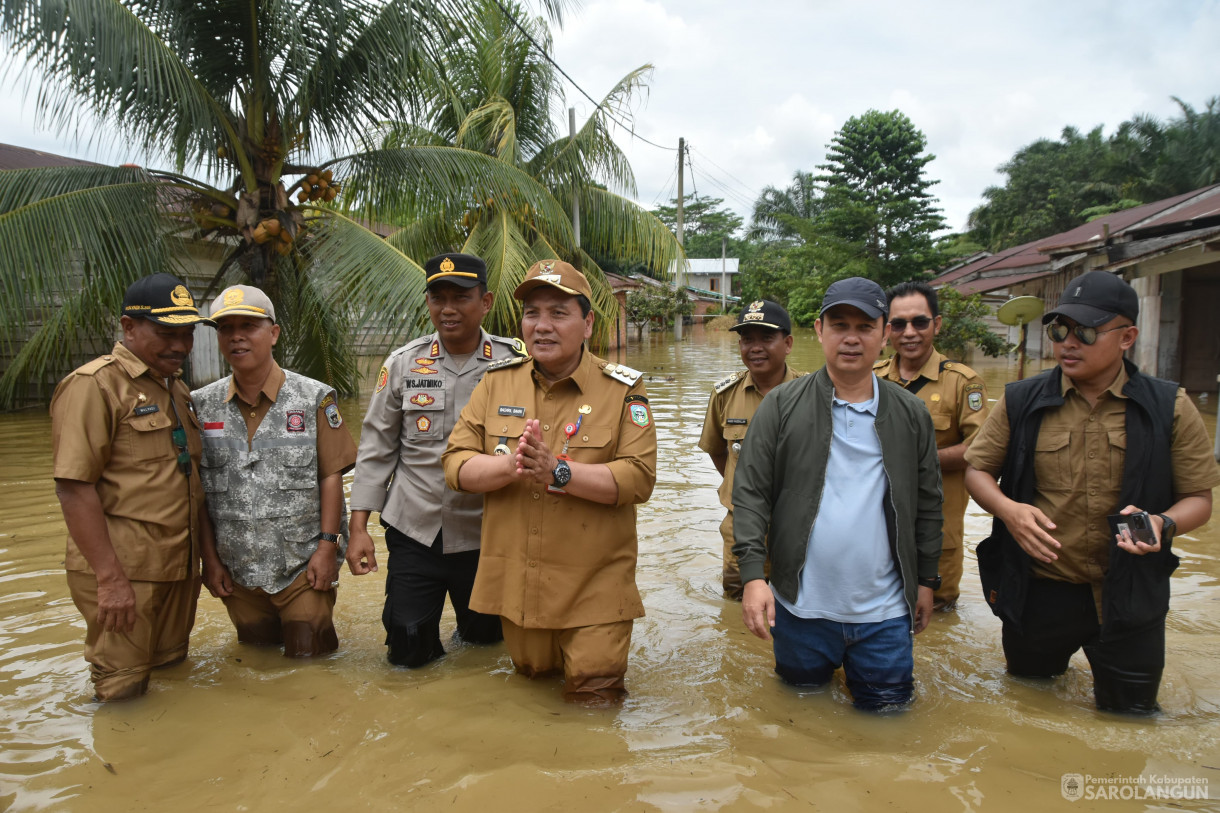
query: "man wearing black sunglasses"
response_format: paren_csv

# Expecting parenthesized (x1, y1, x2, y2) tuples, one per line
(51, 273, 215, 701)
(965, 270, 1218, 713)
(875, 281, 988, 612)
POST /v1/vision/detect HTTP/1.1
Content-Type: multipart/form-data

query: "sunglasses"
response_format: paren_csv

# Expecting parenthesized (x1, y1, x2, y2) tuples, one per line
(1046, 322, 1131, 346)
(888, 315, 933, 331)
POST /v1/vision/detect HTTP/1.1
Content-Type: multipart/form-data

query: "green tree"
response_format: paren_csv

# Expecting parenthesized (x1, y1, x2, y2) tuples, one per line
(816, 109, 946, 286)
(747, 170, 823, 244)
(651, 194, 745, 260)
(623, 285, 691, 340)
(380, 0, 679, 339)
(967, 96, 1220, 252)
(935, 287, 1012, 359)
(0, 0, 678, 406)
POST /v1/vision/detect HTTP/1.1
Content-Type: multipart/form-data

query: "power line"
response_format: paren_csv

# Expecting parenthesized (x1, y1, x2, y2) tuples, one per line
(489, 0, 676, 153)
(689, 145, 759, 202)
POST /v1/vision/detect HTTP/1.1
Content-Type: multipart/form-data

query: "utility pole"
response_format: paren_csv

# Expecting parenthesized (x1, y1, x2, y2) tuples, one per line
(569, 107, 580, 250)
(675, 137, 685, 340)
(721, 235, 727, 312)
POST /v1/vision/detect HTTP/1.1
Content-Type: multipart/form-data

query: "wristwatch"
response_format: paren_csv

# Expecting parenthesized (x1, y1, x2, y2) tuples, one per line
(918, 575, 942, 590)
(317, 532, 341, 547)
(1156, 513, 1176, 539)
(551, 459, 572, 488)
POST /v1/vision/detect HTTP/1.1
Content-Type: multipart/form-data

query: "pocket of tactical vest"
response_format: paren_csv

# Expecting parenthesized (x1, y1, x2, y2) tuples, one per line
(199, 449, 230, 492)
(1033, 430, 1072, 491)
(280, 447, 317, 489)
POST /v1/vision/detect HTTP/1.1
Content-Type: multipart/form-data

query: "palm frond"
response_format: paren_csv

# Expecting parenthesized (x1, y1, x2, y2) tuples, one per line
(383, 212, 466, 265)
(299, 210, 432, 355)
(2, 0, 234, 173)
(461, 207, 538, 337)
(559, 185, 682, 278)
(0, 166, 180, 360)
(333, 145, 575, 245)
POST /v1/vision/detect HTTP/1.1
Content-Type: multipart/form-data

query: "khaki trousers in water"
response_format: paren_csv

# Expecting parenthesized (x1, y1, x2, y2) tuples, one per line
(68, 572, 199, 702)
(221, 570, 338, 657)
(500, 617, 633, 703)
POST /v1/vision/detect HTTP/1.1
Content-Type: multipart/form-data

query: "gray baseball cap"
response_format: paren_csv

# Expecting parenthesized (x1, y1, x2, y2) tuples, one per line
(818, 277, 888, 320)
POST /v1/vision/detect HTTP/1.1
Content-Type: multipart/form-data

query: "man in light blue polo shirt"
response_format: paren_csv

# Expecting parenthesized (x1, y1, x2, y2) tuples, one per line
(732, 277, 943, 710)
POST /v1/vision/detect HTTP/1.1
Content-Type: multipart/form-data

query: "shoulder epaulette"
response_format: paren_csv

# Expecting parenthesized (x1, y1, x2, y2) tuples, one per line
(873, 356, 892, 370)
(77, 354, 119, 376)
(941, 360, 981, 379)
(602, 362, 642, 386)
(713, 370, 745, 394)
(390, 335, 432, 359)
(487, 355, 531, 372)
(486, 335, 529, 357)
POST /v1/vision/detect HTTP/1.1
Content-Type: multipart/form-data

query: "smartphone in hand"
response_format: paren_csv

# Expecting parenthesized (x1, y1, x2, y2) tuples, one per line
(1108, 510, 1156, 545)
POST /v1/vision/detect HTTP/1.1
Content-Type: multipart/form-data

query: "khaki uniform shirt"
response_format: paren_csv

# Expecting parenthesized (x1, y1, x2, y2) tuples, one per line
(698, 365, 804, 511)
(875, 349, 988, 550)
(51, 342, 205, 582)
(351, 331, 521, 552)
(966, 364, 1220, 608)
(442, 350, 657, 629)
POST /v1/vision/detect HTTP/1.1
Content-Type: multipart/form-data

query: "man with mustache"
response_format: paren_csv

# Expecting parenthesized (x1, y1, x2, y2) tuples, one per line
(51, 273, 215, 700)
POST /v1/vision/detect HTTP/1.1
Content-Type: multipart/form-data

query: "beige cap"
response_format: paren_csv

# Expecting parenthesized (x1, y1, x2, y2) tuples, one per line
(513, 260, 593, 301)
(210, 284, 276, 322)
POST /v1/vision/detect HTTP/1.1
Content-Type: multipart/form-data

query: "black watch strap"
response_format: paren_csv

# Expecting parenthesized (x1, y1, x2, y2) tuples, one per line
(918, 575, 942, 590)
(1156, 513, 1176, 538)
(317, 532, 341, 545)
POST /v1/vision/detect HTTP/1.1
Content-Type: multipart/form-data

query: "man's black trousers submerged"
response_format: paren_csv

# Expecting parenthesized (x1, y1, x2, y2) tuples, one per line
(1002, 577, 1164, 713)
(382, 525, 503, 667)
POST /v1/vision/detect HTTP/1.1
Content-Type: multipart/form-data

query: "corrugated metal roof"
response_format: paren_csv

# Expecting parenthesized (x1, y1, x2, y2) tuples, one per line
(1037, 185, 1220, 251)
(0, 143, 100, 170)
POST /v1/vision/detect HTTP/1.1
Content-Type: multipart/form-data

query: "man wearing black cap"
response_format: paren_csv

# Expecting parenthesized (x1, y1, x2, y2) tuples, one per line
(733, 277, 943, 711)
(966, 270, 1217, 713)
(347, 253, 522, 667)
(51, 272, 215, 701)
(699, 299, 804, 599)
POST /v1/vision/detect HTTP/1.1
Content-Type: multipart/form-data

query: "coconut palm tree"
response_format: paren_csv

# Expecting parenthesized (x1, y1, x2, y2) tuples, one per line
(363, 0, 681, 341)
(0, 0, 677, 406)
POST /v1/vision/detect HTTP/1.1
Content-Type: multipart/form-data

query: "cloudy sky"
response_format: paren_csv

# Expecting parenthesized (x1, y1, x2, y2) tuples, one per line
(4, 0, 1217, 234)
(548, 0, 1220, 232)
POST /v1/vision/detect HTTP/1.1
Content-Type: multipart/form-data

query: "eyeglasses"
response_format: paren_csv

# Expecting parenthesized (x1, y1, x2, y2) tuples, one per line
(1046, 322, 1132, 346)
(888, 315, 933, 331)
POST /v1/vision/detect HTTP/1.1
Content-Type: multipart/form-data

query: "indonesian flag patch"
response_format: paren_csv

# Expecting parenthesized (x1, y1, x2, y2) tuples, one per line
(203, 421, 225, 438)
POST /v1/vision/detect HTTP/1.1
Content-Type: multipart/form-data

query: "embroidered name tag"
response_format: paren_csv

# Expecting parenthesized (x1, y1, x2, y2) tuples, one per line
(498, 406, 526, 417)
(727, 418, 748, 425)
(134, 404, 160, 416)
(405, 379, 445, 389)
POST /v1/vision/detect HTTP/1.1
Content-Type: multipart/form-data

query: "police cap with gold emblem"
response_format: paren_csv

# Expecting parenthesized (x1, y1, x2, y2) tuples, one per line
(513, 259, 594, 301)
(122, 273, 215, 326)
(209, 284, 276, 323)
(424, 253, 487, 290)
(730, 299, 791, 334)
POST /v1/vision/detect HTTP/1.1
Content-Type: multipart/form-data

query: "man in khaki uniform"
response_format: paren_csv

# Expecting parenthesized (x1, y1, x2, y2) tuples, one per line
(966, 271, 1218, 712)
(51, 273, 214, 701)
(874, 281, 988, 610)
(699, 299, 803, 599)
(442, 260, 657, 704)
(347, 253, 521, 667)
(193, 285, 357, 657)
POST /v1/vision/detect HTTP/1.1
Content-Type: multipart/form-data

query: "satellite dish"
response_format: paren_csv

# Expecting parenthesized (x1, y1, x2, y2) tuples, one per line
(997, 296, 1044, 327)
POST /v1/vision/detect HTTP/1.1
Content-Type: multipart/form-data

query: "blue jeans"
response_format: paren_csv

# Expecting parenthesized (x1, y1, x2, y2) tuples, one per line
(772, 602, 914, 711)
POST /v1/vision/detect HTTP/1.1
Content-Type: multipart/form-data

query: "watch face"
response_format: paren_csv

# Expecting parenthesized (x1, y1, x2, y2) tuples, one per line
(553, 460, 571, 487)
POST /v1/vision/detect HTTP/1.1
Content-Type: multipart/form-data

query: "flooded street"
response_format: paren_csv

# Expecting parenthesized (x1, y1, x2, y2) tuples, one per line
(2, 327, 1219, 811)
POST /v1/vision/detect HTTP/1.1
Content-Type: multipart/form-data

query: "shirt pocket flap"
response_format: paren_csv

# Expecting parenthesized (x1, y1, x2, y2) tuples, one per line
(200, 448, 231, 468)
(1034, 430, 1071, 453)
(570, 424, 612, 449)
(280, 447, 317, 468)
(486, 416, 527, 454)
(405, 389, 445, 412)
(931, 412, 952, 431)
(722, 424, 748, 442)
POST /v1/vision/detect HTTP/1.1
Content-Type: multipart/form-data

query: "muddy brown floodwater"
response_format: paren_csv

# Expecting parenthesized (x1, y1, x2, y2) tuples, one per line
(2, 327, 1219, 812)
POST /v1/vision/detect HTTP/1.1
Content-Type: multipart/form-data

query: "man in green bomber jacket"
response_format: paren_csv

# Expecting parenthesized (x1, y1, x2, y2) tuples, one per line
(732, 277, 943, 711)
